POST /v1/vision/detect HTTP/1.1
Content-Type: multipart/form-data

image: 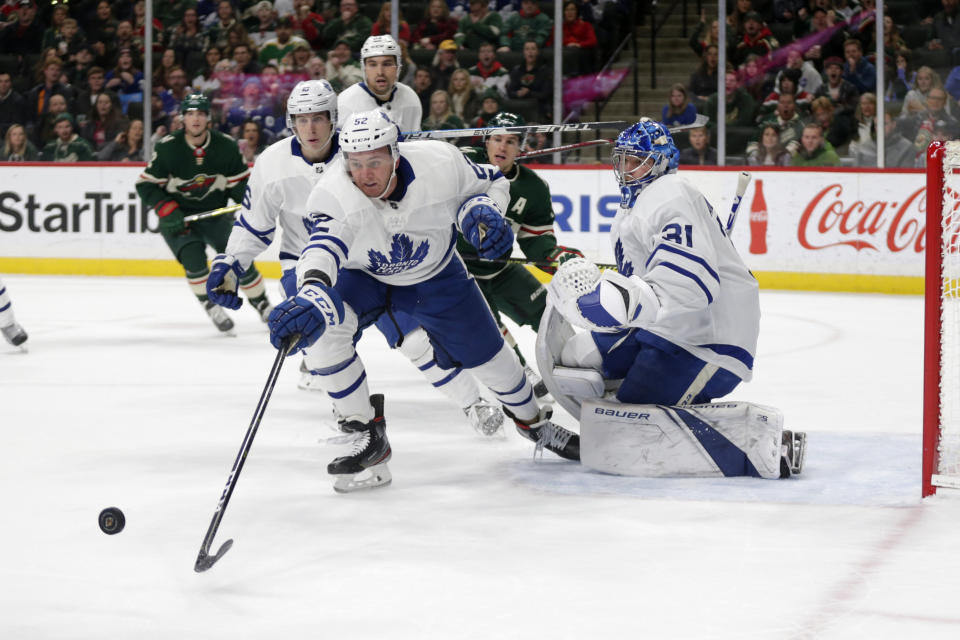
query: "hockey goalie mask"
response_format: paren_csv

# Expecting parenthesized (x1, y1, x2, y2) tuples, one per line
(612, 118, 679, 207)
(340, 108, 401, 199)
(286, 80, 338, 154)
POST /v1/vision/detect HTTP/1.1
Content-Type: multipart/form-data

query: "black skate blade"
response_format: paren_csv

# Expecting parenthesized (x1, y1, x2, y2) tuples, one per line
(194, 538, 234, 573)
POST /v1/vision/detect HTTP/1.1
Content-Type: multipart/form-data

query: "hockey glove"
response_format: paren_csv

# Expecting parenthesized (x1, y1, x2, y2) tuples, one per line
(539, 245, 585, 275)
(206, 254, 244, 310)
(459, 195, 514, 259)
(155, 200, 185, 233)
(267, 282, 345, 354)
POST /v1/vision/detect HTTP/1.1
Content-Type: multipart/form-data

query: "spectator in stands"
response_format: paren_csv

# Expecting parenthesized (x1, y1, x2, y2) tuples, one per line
(0, 71, 26, 138)
(775, 48, 822, 96)
(908, 86, 960, 150)
(904, 66, 952, 117)
(0, 123, 39, 161)
(105, 49, 144, 103)
(455, 0, 504, 51)
(727, 0, 754, 40)
(159, 65, 193, 115)
(422, 88, 465, 130)
(80, 91, 127, 151)
(237, 118, 268, 163)
(431, 39, 460, 89)
(0, 0, 43, 54)
(192, 47, 224, 95)
(762, 69, 812, 116)
(224, 77, 277, 137)
(41, 113, 94, 161)
(888, 52, 917, 103)
(678, 126, 717, 165)
(848, 92, 877, 158)
(661, 83, 698, 127)
(797, 7, 844, 71)
(25, 57, 74, 129)
(96, 116, 144, 161)
(448, 67, 481, 123)
(471, 87, 503, 127)
(841, 38, 875, 94)
(305, 55, 326, 81)
(814, 56, 860, 117)
(371, 3, 411, 47)
(207, 0, 241, 50)
(259, 15, 307, 66)
(926, 0, 960, 65)
(294, 0, 326, 50)
(323, 0, 372, 53)
(732, 12, 778, 67)
(772, 0, 807, 25)
(810, 95, 854, 150)
(132, 0, 165, 57)
(414, 0, 458, 50)
(852, 111, 916, 167)
(281, 40, 313, 74)
(114, 20, 138, 57)
(74, 65, 105, 119)
(792, 122, 840, 166)
(706, 69, 757, 134)
(398, 40, 418, 85)
(689, 44, 719, 104)
(468, 42, 509, 95)
(41, 3, 69, 51)
(167, 6, 209, 73)
(231, 42, 262, 74)
(411, 66, 436, 113)
(507, 39, 552, 121)
(34, 92, 69, 146)
(689, 8, 722, 58)
(86, 1, 119, 67)
(561, 0, 597, 74)
(66, 44, 95, 89)
(750, 93, 804, 157)
(246, 0, 278, 49)
(499, 0, 552, 52)
(737, 53, 767, 102)
(746, 123, 792, 165)
(325, 39, 363, 91)
(152, 47, 178, 91)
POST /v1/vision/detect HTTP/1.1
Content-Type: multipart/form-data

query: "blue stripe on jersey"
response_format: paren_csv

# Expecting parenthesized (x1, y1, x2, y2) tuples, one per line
(657, 262, 714, 303)
(0, 301, 9, 313)
(498, 389, 534, 407)
(328, 371, 367, 399)
(0, 287, 6, 295)
(492, 375, 527, 397)
(645, 242, 720, 283)
(358, 81, 397, 107)
(310, 353, 358, 376)
(702, 343, 754, 370)
(432, 368, 461, 387)
(386, 156, 416, 202)
(304, 243, 342, 270)
(417, 359, 437, 371)
(310, 233, 349, 255)
(671, 407, 762, 477)
(236, 215, 275, 244)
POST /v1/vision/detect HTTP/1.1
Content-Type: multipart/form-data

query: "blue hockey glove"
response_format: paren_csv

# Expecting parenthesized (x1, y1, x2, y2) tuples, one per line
(267, 283, 345, 353)
(206, 254, 244, 310)
(459, 195, 514, 259)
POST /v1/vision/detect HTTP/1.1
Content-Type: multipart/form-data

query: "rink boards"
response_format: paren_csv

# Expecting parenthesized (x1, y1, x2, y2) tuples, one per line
(0, 162, 928, 293)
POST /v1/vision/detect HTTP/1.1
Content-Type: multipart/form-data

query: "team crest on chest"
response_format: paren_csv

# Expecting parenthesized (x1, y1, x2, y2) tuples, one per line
(178, 174, 219, 200)
(615, 239, 634, 277)
(368, 234, 430, 275)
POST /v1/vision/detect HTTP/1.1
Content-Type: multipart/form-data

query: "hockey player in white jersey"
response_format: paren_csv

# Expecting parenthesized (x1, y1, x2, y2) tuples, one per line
(0, 277, 28, 349)
(267, 109, 580, 492)
(546, 119, 805, 479)
(336, 35, 422, 133)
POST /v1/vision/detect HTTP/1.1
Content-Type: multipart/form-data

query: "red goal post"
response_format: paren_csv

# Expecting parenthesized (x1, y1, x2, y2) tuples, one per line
(924, 140, 960, 496)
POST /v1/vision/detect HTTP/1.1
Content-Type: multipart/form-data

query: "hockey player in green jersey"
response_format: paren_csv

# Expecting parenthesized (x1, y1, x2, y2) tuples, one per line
(459, 112, 583, 392)
(136, 94, 273, 333)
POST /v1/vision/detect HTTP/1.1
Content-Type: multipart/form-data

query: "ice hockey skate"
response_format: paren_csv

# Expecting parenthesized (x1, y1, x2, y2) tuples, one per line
(328, 394, 392, 492)
(203, 300, 235, 333)
(464, 399, 505, 437)
(505, 405, 580, 461)
(780, 430, 807, 478)
(1, 322, 28, 348)
(251, 297, 273, 323)
(524, 364, 550, 399)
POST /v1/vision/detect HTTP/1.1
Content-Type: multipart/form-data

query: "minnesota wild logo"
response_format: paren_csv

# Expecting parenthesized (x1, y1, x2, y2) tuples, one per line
(368, 234, 430, 276)
(177, 174, 219, 200)
(615, 239, 633, 277)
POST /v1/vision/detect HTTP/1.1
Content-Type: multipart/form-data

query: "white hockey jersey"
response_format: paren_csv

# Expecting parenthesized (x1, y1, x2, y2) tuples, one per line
(225, 135, 340, 272)
(336, 82, 423, 134)
(612, 174, 760, 381)
(299, 140, 509, 288)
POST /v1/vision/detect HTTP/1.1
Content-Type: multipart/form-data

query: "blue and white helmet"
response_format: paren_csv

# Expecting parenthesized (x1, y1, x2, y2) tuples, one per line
(361, 34, 402, 72)
(286, 80, 338, 146)
(339, 109, 401, 196)
(612, 117, 678, 206)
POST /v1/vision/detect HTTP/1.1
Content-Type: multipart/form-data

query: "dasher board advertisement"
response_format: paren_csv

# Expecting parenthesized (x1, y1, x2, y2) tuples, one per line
(0, 164, 927, 292)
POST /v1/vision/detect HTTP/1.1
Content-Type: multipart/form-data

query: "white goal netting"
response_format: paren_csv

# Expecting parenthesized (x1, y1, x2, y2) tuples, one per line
(934, 140, 960, 488)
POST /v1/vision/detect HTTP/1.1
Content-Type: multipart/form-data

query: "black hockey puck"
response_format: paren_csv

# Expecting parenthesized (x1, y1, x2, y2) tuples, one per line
(98, 507, 125, 535)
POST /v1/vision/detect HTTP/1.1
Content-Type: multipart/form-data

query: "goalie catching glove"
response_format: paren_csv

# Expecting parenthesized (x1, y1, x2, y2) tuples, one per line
(458, 195, 514, 259)
(539, 245, 584, 275)
(547, 257, 660, 331)
(267, 278, 345, 353)
(206, 254, 244, 310)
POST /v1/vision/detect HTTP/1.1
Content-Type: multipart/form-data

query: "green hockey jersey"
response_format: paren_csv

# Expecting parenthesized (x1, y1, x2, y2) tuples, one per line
(458, 147, 557, 277)
(136, 129, 250, 215)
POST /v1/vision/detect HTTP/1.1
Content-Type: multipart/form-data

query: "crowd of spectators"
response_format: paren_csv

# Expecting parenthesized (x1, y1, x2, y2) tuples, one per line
(0, 0, 632, 162)
(670, 0, 960, 167)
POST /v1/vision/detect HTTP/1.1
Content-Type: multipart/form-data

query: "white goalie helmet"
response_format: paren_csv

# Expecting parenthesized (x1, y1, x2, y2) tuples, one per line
(361, 34, 402, 71)
(285, 79, 338, 132)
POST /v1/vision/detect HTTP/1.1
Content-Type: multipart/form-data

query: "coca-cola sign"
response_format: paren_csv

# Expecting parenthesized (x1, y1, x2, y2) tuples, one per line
(797, 183, 927, 253)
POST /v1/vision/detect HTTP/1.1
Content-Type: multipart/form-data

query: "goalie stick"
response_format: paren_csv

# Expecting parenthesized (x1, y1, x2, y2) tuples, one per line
(182, 204, 241, 224)
(725, 171, 753, 233)
(194, 336, 296, 573)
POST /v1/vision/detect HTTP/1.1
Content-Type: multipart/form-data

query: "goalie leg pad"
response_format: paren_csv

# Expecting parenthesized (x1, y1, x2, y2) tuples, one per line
(581, 400, 784, 479)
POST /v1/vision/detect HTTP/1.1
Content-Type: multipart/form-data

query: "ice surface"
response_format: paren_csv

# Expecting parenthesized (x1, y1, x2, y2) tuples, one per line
(1, 275, 958, 639)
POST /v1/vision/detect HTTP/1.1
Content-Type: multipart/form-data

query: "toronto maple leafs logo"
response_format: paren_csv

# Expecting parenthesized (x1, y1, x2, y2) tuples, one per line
(368, 234, 430, 276)
(615, 239, 634, 277)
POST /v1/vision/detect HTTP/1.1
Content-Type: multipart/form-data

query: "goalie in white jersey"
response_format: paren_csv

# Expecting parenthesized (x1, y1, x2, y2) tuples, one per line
(337, 35, 422, 134)
(547, 119, 805, 479)
(267, 109, 580, 492)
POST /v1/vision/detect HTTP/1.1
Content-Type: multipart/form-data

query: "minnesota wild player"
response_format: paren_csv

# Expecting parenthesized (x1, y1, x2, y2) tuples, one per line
(459, 112, 583, 393)
(136, 94, 273, 333)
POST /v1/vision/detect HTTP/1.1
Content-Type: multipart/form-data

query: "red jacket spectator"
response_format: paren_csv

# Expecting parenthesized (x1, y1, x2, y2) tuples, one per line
(412, 0, 458, 50)
(732, 12, 778, 67)
(295, 0, 326, 50)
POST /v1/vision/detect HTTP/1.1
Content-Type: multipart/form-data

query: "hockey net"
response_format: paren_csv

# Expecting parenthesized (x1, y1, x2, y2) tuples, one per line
(924, 140, 960, 496)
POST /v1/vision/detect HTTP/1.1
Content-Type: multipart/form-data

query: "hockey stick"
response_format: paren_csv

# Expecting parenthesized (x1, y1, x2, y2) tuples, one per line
(194, 335, 297, 573)
(464, 255, 617, 270)
(725, 171, 753, 233)
(182, 204, 242, 224)
(402, 120, 628, 141)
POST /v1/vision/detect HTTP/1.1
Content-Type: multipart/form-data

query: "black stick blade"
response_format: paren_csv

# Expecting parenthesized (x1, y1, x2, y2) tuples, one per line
(194, 539, 234, 573)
